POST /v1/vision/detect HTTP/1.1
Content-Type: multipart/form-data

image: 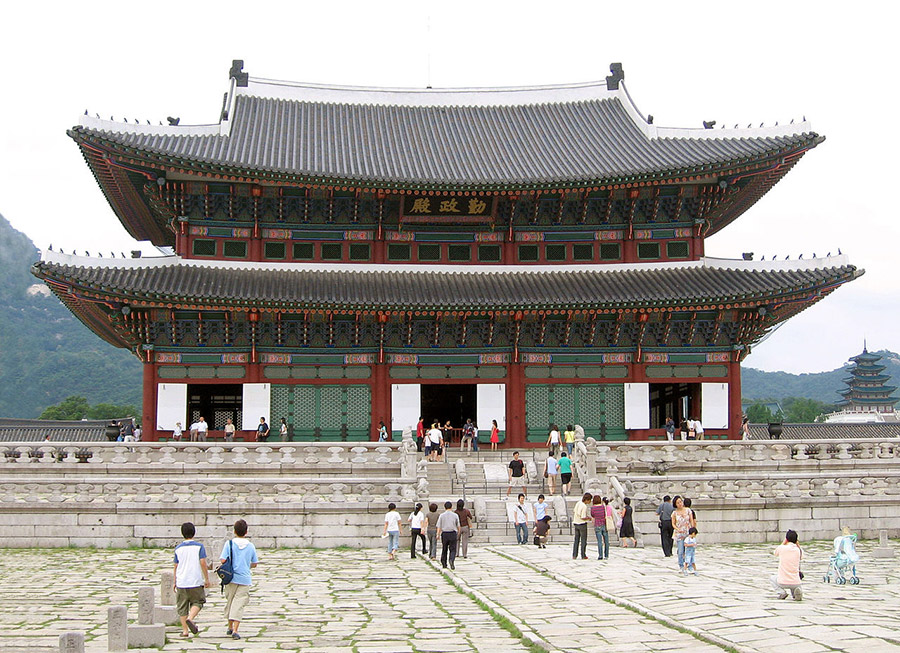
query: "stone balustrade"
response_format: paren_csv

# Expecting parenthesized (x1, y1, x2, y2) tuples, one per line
(0, 476, 415, 505)
(0, 441, 403, 471)
(596, 439, 900, 474)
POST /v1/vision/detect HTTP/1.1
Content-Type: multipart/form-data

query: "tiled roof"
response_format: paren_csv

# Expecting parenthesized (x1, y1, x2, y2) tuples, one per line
(70, 76, 821, 188)
(0, 418, 129, 443)
(748, 422, 900, 440)
(33, 252, 860, 312)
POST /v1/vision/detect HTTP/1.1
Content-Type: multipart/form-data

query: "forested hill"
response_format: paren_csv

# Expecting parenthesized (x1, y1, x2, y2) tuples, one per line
(741, 351, 900, 404)
(0, 213, 141, 417)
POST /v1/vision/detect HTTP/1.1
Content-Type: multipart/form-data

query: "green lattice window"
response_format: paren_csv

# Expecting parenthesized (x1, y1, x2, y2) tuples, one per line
(349, 243, 371, 261)
(478, 244, 501, 262)
(573, 243, 594, 261)
(223, 241, 247, 258)
(293, 242, 314, 260)
(192, 239, 216, 257)
(418, 243, 441, 261)
(545, 244, 567, 261)
(388, 243, 411, 261)
(667, 241, 690, 259)
(525, 383, 626, 441)
(518, 244, 539, 262)
(637, 242, 660, 260)
(321, 243, 343, 260)
(265, 242, 286, 259)
(599, 243, 621, 260)
(270, 384, 371, 441)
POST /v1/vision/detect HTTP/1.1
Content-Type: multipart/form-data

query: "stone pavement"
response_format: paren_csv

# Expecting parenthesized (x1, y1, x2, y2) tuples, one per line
(0, 539, 897, 652)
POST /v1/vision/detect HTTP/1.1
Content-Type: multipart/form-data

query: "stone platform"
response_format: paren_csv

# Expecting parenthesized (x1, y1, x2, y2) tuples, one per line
(1, 540, 898, 652)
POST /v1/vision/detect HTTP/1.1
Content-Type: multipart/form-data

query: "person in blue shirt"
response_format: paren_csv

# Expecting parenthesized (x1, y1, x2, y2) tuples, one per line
(219, 519, 259, 640)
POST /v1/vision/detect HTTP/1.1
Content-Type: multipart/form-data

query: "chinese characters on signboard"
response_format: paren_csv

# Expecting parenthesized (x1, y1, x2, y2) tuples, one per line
(402, 195, 494, 222)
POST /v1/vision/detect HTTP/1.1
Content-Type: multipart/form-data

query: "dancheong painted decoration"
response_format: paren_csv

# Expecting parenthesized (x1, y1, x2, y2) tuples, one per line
(34, 61, 861, 443)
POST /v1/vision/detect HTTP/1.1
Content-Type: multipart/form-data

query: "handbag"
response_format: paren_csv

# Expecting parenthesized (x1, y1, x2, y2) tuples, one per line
(604, 505, 616, 531)
(216, 539, 234, 593)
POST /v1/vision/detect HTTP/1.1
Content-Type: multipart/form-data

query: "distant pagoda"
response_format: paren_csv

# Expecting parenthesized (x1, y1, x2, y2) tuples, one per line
(829, 346, 898, 422)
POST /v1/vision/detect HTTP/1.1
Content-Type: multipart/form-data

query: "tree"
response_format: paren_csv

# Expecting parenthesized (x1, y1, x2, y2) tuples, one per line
(86, 403, 140, 421)
(39, 395, 90, 420)
(745, 403, 774, 423)
(782, 397, 833, 423)
(39, 396, 138, 421)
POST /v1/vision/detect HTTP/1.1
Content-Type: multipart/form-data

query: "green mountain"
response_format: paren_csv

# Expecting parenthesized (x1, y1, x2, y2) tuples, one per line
(0, 213, 142, 417)
(741, 350, 900, 405)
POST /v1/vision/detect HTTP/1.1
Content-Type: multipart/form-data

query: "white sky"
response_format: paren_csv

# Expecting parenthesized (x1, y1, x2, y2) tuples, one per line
(2, 1, 896, 374)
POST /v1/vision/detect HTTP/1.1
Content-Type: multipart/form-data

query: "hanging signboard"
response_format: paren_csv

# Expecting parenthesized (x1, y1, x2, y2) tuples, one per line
(401, 194, 494, 223)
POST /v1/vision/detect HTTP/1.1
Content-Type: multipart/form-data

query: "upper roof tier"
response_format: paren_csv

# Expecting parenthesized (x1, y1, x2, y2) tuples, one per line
(70, 62, 822, 190)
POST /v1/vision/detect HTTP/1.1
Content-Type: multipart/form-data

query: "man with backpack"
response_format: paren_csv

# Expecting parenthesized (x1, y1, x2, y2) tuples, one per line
(218, 519, 259, 640)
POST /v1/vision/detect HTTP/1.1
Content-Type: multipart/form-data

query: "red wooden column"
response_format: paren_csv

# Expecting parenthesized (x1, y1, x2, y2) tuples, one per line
(142, 361, 158, 441)
(728, 356, 743, 439)
(371, 363, 390, 441)
(505, 362, 526, 449)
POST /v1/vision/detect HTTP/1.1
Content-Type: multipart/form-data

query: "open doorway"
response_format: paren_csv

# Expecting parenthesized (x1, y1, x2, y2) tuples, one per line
(420, 384, 477, 431)
(649, 383, 699, 429)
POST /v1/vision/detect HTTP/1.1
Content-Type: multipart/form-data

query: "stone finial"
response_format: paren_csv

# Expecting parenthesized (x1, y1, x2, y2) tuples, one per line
(137, 586, 154, 625)
(59, 632, 85, 653)
(108, 606, 127, 651)
(606, 62, 624, 90)
(160, 571, 175, 606)
(873, 529, 895, 558)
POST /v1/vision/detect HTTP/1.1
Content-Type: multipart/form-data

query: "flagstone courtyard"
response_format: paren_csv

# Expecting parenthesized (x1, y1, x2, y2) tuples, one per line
(1, 539, 897, 652)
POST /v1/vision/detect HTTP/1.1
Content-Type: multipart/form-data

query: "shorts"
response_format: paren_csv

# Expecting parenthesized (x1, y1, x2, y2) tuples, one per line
(561, 472, 572, 484)
(223, 583, 251, 621)
(508, 475, 525, 487)
(176, 586, 206, 617)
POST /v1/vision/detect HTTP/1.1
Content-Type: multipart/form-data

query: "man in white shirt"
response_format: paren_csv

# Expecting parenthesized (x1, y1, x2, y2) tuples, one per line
(172, 422, 183, 441)
(427, 423, 443, 462)
(195, 416, 208, 442)
(694, 418, 704, 441)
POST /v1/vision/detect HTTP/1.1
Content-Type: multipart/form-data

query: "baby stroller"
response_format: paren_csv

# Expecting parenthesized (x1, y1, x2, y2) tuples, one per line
(823, 532, 860, 585)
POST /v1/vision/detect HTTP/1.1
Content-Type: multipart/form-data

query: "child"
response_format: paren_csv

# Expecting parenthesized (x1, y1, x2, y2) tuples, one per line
(173, 522, 210, 638)
(683, 527, 698, 575)
(383, 502, 403, 560)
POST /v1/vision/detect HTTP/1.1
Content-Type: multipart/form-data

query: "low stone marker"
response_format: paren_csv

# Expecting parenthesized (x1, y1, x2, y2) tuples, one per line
(127, 586, 165, 647)
(154, 570, 178, 625)
(872, 529, 895, 558)
(59, 632, 84, 653)
(108, 605, 128, 651)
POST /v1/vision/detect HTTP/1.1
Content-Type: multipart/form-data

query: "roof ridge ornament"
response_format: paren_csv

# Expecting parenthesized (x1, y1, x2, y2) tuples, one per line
(605, 63, 624, 90)
(230, 59, 249, 87)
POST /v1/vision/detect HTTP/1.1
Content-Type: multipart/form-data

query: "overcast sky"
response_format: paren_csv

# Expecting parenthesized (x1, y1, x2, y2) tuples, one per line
(2, 1, 896, 374)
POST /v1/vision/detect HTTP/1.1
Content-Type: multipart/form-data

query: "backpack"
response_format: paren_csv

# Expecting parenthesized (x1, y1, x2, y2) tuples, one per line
(216, 540, 234, 593)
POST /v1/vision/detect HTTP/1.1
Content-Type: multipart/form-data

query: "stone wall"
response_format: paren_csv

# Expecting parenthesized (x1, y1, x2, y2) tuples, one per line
(0, 442, 417, 548)
(574, 439, 900, 543)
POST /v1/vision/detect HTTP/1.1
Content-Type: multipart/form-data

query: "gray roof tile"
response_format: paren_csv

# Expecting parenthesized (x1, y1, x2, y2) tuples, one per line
(33, 256, 860, 312)
(72, 80, 820, 187)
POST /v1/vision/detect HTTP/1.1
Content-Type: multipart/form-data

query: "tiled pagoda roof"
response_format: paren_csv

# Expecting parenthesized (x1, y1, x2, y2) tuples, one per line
(33, 252, 859, 313)
(70, 69, 821, 190)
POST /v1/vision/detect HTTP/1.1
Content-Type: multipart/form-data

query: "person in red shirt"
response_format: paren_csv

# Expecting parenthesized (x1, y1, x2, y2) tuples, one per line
(416, 417, 425, 452)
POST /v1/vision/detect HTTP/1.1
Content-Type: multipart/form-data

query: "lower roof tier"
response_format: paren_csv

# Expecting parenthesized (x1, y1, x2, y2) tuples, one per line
(33, 252, 860, 354)
(34, 252, 858, 312)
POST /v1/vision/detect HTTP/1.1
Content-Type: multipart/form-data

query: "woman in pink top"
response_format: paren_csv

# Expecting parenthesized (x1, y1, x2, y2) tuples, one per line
(590, 496, 609, 560)
(771, 529, 803, 600)
(671, 496, 694, 570)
